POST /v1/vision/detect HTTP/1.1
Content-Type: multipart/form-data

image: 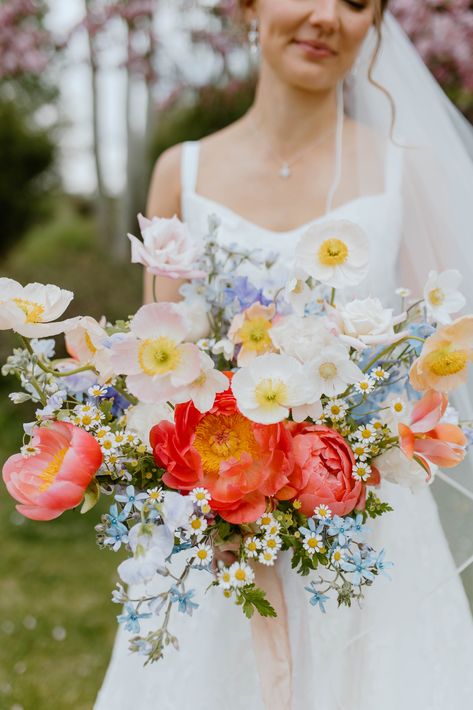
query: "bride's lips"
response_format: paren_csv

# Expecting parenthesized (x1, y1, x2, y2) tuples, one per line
(292, 39, 337, 59)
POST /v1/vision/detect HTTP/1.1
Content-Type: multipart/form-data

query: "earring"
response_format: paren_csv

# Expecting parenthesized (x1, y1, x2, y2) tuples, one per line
(248, 18, 259, 55)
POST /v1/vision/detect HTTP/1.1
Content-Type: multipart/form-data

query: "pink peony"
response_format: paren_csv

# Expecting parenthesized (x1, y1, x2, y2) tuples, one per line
(128, 214, 206, 279)
(288, 423, 363, 517)
(2, 421, 102, 521)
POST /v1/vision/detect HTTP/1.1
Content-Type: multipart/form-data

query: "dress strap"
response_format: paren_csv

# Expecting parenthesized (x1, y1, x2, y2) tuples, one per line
(181, 140, 201, 194)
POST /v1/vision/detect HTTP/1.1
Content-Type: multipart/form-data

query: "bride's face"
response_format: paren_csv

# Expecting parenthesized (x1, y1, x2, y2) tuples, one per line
(249, 0, 375, 91)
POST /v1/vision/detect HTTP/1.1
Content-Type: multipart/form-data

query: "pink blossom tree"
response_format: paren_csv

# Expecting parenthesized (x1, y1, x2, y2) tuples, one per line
(0, 0, 52, 81)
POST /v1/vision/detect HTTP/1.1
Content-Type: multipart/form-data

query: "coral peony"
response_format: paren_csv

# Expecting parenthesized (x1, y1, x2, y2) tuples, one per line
(287, 423, 363, 516)
(150, 380, 294, 524)
(2, 421, 102, 521)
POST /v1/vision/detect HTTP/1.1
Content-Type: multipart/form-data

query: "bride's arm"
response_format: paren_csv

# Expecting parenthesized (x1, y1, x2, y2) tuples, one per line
(143, 144, 186, 304)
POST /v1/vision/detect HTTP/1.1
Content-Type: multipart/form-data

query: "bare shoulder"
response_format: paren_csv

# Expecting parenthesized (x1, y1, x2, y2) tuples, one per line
(146, 143, 183, 218)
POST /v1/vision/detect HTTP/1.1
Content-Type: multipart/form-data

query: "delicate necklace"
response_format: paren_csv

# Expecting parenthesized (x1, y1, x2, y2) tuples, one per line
(249, 115, 336, 179)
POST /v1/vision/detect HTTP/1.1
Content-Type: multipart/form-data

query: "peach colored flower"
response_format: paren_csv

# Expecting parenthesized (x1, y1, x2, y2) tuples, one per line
(286, 423, 363, 516)
(398, 390, 466, 474)
(410, 315, 473, 393)
(65, 316, 114, 383)
(2, 421, 102, 521)
(229, 302, 276, 366)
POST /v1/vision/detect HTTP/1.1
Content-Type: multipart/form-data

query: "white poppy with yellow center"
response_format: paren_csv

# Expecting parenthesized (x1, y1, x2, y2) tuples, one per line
(0, 278, 77, 337)
(231, 353, 308, 424)
(423, 270, 466, 325)
(294, 220, 370, 289)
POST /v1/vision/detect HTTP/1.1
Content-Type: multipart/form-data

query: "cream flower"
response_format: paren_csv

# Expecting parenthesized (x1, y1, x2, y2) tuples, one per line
(110, 302, 201, 403)
(0, 278, 77, 338)
(175, 297, 211, 342)
(284, 272, 314, 316)
(325, 298, 406, 351)
(295, 220, 370, 289)
(128, 214, 205, 279)
(424, 270, 466, 325)
(125, 402, 174, 445)
(231, 352, 309, 424)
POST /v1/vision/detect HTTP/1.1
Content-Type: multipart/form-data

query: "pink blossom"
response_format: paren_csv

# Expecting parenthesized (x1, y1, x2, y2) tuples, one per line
(2, 421, 102, 521)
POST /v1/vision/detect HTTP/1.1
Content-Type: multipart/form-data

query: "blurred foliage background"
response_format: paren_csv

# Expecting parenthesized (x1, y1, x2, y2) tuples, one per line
(1, 1, 472, 708)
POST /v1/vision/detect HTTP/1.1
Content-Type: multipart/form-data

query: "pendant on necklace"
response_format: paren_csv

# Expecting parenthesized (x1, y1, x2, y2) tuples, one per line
(279, 162, 291, 179)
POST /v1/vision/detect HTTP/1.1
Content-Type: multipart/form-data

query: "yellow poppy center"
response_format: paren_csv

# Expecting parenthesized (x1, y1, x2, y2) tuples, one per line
(13, 298, 45, 323)
(138, 337, 181, 376)
(319, 362, 337, 380)
(238, 317, 273, 353)
(318, 238, 349, 267)
(193, 413, 258, 475)
(428, 288, 445, 306)
(425, 348, 468, 377)
(254, 378, 288, 410)
(39, 446, 68, 493)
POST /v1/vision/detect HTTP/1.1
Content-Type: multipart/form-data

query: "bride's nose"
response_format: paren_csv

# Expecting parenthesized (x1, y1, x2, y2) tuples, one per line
(307, 0, 341, 32)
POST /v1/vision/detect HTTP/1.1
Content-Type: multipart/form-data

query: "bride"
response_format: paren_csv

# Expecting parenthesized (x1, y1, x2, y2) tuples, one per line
(95, 2, 473, 708)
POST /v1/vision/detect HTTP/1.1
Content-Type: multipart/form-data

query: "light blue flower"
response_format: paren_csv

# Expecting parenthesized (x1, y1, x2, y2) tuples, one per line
(340, 550, 375, 586)
(117, 603, 152, 634)
(115, 485, 148, 513)
(104, 524, 129, 552)
(327, 515, 353, 546)
(351, 513, 369, 540)
(105, 503, 129, 529)
(299, 516, 325, 538)
(375, 549, 394, 580)
(304, 582, 330, 613)
(169, 586, 199, 616)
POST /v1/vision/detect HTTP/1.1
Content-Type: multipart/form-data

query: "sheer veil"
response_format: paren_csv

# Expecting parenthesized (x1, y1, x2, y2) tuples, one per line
(332, 5, 473, 650)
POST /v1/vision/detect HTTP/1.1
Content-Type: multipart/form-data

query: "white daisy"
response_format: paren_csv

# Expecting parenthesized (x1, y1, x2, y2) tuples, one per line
(20, 444, 41, 458)
(263, 536, 282, 552)
(389, 398, 408, 418)
(194, 543, 213, 566)
(331, 546, 345, 566)
(351, 441, 370, 461)
(355, 424, 377, 444)
(352, 462, 372, 481)
(217, 567, 233, 590)
(355, 377, 375, 395)
(324, 399, 349, 421)
(314, 504, 332, 521)
(371, 367, 389, 382)
(100, 433, 118, 453)
(88, 385, 108, 398)
(187, 515, 208, 539)
(147, 487, 163, 503)
(265, 521, 281, 537)
(244, 536, 262, 559)
(257, 513, 276, 529)
(395, 287, 411, 298)
(259, 549, 278, 566)
(189, 487, 211, 508)
(302, 533, 324, 555)
(95, 425, 111, 440)
(229, 562, 255, 588)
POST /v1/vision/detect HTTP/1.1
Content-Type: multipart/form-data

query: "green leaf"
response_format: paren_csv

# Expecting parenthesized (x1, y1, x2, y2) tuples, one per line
(237, 585, 277, 619)
(363, 491, 393, 520)
(80, 479, 100, 514)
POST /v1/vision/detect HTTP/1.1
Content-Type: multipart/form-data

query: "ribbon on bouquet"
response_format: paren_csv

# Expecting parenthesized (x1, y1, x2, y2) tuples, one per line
(250, 564, 293, 710)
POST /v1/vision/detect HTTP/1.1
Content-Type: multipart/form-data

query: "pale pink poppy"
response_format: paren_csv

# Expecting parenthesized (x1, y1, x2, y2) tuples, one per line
(2, 421, 102, 521)
(109, 302, 201, 404)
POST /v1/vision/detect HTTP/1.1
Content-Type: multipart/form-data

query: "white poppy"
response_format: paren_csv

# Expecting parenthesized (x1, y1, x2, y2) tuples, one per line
(0, 278, 78, 338)
(302, 346, 363, 399)
(424, 270, 466, 325)
(231, 353, 310, 424)
(284, 273, 314, 316)
(295, 220, 370, 289)
(173, 352, 229, 413)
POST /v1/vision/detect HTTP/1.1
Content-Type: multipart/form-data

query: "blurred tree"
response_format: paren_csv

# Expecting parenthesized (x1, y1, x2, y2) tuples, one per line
(0, 100, 55, 257)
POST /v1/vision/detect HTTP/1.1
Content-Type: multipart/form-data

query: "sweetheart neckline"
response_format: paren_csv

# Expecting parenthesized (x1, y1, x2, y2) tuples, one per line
(185, 190, 390, 237)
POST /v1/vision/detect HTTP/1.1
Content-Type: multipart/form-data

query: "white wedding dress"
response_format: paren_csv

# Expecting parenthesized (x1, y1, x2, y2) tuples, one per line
(94, 140, 473, 710)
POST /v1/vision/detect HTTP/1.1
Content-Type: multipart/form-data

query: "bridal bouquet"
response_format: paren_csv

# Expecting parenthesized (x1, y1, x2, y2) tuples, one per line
(1, 213, 472, 663)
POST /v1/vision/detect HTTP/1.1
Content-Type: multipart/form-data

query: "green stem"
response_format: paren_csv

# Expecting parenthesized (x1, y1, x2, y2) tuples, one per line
(362, 336, 425, 374)
(20, 336, 97, 378)
(152, 275, 158, 303)
(330, 287, 336, 306)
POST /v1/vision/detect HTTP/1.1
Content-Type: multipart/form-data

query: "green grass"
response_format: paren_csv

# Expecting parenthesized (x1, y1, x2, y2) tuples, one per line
(0, 201, 139, 710)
